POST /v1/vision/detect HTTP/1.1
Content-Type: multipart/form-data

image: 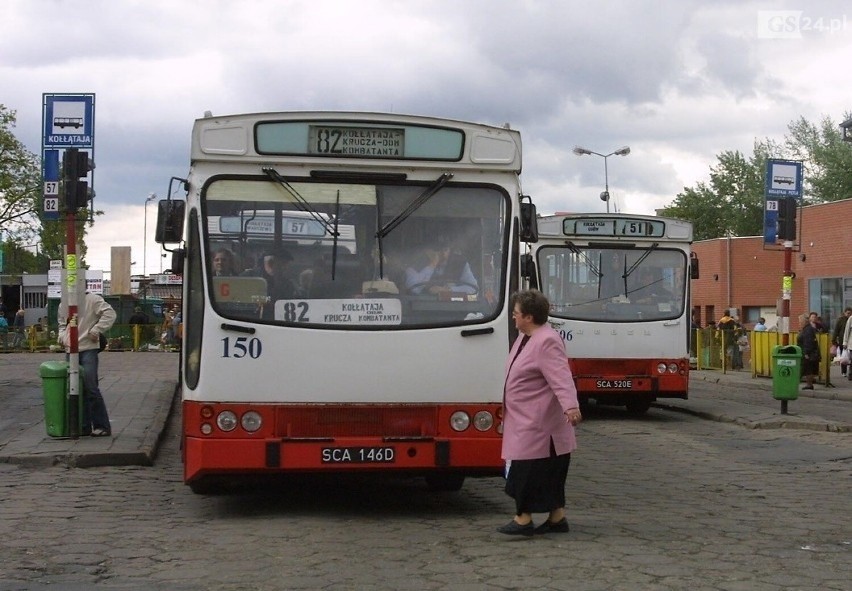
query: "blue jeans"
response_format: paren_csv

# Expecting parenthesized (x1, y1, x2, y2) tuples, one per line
(79, 349, 111, 433)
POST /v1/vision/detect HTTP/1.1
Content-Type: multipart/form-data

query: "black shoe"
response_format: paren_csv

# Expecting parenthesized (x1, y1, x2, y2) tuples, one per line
(497, 520, 534, 536)
(802, 385, 814, 390)
(534, 517, 570, 534)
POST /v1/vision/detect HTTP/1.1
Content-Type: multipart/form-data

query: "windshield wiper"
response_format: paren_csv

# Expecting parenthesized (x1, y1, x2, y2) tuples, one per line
(375, 172, 453, 240)
(262, 167, 339, 238)
(567, 242, 602, 278)
(623, 243, 659, 278)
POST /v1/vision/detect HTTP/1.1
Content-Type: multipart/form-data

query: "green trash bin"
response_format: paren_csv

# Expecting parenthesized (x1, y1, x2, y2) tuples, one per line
(39, 361, 83, 437)
(771, 345, 801, 401)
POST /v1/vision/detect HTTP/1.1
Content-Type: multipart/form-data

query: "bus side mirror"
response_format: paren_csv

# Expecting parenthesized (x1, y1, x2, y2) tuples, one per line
(690, 253, 700, 279)
(155, 199, 186, 244)
(519, 197, 538, 243)
(167, 248, 186, 274)
(520, 253, 538, 289)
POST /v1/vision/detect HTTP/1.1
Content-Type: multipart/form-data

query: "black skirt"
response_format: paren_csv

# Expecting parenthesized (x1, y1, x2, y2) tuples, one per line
(504, 446, 571, 514)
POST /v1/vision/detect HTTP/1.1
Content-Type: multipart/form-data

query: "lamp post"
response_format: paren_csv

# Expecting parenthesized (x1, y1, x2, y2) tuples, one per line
(841, 117, 852, 142)
(572, 145, 630, 212)
(143, 193, 157, 277)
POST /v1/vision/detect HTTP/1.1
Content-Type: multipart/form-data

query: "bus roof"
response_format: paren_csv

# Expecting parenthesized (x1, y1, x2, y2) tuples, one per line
(537, 213, 693, 242)
(191, 111, 522, 172)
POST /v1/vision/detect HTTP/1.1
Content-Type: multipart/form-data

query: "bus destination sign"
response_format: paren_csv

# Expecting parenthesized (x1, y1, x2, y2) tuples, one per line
(567, 218, 666, 238)
(308, 126, 404, 158)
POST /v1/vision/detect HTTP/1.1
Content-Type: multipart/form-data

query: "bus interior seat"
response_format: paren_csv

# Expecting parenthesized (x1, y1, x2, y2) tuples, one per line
(316, 253, 363, 298)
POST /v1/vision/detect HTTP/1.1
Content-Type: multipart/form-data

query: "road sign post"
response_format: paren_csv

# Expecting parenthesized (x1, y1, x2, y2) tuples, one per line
(42, 94, 95, 439)
(764, 159, 803, 414)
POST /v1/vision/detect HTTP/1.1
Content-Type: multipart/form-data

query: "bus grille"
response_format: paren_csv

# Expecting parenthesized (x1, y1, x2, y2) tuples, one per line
(275, 405, 438, 438)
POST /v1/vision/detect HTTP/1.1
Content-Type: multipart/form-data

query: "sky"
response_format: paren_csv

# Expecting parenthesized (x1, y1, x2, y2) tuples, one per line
(2, 0, 851, 274)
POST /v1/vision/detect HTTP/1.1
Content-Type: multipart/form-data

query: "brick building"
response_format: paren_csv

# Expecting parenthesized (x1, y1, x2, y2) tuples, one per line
(691, 198, 851, 332)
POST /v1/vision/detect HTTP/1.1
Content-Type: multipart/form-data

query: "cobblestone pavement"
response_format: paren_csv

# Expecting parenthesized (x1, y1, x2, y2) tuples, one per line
(0, 382, 849, 591)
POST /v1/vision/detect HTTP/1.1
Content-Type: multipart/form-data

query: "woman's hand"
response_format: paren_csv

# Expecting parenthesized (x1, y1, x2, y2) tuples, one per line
(564, 408, 582, 426)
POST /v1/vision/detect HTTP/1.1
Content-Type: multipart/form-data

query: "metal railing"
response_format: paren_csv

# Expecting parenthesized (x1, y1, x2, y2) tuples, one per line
(692, 328, 832, 385)
(0, 324, 177, 353)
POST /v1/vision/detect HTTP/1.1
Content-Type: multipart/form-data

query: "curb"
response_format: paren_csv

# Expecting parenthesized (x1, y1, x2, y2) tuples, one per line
(693, 372, 852, 402)
(652, 401, 852, 433)
(0, 384, 179, 469)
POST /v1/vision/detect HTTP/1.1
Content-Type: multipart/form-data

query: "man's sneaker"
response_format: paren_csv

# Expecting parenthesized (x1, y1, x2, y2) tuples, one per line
(90, 428, 111, 437)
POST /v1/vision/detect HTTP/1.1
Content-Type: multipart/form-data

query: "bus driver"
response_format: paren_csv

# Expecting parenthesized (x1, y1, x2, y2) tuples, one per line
(404, 237, 478, 295)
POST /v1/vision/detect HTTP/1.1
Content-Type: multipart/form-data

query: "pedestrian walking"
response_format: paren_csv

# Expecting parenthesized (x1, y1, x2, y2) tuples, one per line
(0, 314, 8, 349)
(11, 308, 26, 348)
(58, 292, 117, 436)
(497, 289, 582, 537)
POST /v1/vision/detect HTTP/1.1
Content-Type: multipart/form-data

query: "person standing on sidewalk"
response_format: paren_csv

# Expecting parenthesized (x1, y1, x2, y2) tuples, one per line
(842, 311, 852, 383)
(58, 292, 117, 437)
(797, 312, 821, 390)
(832, 308, 851, 377)
(497, 289, 582, 537)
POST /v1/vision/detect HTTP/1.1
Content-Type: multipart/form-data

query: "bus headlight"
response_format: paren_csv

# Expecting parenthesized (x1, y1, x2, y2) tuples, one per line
(241, 411, 262, 433)
(450, 411, 471, 432)
(217, 410, 238, 432)
(657, 362, 668, 374)
(668, 363, 679, 373)
(473, 411, 494, 431)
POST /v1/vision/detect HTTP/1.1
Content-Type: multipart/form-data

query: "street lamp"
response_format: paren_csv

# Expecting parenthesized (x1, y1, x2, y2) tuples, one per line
(143, 193, 157, 276)
(841, 117, 852, 143)
(573, 145, 631, 213)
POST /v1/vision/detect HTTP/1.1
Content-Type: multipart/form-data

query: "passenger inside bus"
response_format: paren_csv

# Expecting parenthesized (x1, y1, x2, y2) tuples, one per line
(404, 236, 478, 295)
(631, 269, 674, 305)
(211, 248, 238, 277)
(242, 250, 297, 317)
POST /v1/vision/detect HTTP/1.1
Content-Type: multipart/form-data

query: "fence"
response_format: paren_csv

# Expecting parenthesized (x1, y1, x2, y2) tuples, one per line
(693, 328, 833, 385)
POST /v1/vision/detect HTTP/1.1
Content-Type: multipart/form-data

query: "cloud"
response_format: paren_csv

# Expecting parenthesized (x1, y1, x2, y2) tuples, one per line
(2, 0, 852, 273)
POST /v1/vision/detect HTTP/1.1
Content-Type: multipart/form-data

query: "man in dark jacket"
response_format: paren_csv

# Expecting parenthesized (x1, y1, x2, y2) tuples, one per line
(797, 312, 821, 390)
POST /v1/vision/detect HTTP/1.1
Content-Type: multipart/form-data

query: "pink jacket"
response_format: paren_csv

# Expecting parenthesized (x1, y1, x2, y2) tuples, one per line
(501, 325, 579, 461)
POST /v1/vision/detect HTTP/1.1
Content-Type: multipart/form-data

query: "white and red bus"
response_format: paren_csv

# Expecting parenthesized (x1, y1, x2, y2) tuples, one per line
(155, 111, 537, 493)
(526, 213, 696, 414)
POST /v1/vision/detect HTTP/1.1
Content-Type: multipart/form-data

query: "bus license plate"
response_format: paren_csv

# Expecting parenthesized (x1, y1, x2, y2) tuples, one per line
(321, 446, 395, 464)
(596, 380, 632, 389)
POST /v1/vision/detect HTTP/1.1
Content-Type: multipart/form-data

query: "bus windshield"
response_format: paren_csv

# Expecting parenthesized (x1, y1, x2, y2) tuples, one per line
(537, 245, 687, 322)
(203, 177, 507, 328)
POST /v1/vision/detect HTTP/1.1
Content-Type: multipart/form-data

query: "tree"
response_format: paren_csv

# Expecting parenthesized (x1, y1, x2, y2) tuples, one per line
(0, 105, 41, 244)
(660, 145, 768, 241)
(661, 113, 852, 240)
(784, 113, 852, 203)
(0, 104, 91, 272)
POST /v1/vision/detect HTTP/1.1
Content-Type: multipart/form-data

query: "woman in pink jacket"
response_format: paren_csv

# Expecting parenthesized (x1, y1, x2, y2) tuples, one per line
(498, 290, 582, 536)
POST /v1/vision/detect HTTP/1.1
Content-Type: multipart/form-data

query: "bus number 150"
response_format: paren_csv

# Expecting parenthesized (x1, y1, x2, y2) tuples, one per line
(221, 336, 263, 359)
